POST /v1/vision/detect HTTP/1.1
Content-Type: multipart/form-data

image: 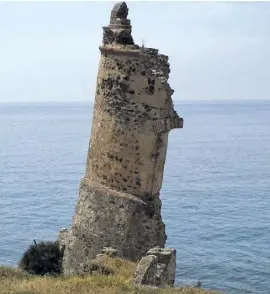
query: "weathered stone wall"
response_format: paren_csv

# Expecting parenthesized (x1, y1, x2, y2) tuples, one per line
(62, 180, 166, 274)
(85, 47, 182, 201)
(62, 2, 183, 275)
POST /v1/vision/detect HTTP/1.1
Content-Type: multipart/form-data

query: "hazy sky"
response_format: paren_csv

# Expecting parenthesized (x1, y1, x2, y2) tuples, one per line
(0, 1, 269, 102)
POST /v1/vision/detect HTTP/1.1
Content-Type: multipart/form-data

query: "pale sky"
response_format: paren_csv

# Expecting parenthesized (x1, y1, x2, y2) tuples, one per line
(0, 1, 269, 102)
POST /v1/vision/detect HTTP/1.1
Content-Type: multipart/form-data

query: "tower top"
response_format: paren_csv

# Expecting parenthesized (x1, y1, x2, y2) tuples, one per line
(102, 2, 135, 46)
(110, 2, 129, 25)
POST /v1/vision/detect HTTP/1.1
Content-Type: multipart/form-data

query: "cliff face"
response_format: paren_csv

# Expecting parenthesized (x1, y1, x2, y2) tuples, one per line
(62, 2, 183, 275)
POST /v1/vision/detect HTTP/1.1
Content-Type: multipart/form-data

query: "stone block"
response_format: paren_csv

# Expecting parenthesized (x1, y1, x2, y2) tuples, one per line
(147, 247, 176, 286)
(133, 255, 158, 285)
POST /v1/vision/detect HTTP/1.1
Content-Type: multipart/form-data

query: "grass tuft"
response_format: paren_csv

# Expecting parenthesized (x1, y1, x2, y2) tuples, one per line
(0, 266, 29, 279)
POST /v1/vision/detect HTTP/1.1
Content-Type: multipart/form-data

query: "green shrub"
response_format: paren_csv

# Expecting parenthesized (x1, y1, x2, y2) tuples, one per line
(18, 240, 63, 276)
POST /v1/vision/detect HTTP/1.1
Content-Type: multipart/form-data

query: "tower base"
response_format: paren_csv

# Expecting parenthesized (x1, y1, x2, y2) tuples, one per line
(62, 178, 166, 275)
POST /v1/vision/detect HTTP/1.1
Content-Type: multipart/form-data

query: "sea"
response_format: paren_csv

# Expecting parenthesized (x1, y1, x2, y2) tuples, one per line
(0, 100, 269, 294)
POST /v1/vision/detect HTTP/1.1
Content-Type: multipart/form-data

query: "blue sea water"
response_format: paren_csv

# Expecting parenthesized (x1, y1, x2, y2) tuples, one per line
(0, 100, 270, 293)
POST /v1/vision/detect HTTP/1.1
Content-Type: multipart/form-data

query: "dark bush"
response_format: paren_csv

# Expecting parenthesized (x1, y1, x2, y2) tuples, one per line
(18, 240, 63, 276)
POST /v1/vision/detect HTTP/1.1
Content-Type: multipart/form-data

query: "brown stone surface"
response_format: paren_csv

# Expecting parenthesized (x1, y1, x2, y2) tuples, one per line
(62, 2, 183, 275)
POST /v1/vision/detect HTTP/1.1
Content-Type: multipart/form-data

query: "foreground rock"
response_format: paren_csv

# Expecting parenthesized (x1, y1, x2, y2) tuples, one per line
(134, 247, 176, 287)
(147, 247, 176, 286)
(133, 255, 158, 285)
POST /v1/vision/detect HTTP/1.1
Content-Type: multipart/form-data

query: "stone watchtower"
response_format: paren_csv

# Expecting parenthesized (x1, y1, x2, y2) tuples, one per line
(62, 2, 183, 275)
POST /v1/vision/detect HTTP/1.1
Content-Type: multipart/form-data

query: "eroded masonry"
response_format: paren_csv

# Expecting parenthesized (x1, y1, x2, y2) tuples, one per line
(62, 2, 183, 275)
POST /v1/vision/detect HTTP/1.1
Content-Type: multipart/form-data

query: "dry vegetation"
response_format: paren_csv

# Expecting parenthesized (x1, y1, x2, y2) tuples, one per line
(0, 257, 221, 294)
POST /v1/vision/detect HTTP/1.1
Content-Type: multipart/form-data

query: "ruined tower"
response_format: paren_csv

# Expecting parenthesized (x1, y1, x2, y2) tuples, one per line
(62, 2, 183, 274)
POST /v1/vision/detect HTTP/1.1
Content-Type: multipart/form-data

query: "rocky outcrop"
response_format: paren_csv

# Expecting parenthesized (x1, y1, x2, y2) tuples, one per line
(62, 1, 183, 275)
(133, 255, 158, 286)
(134, 247, 176, 287)
(147, 247, 176, 286)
